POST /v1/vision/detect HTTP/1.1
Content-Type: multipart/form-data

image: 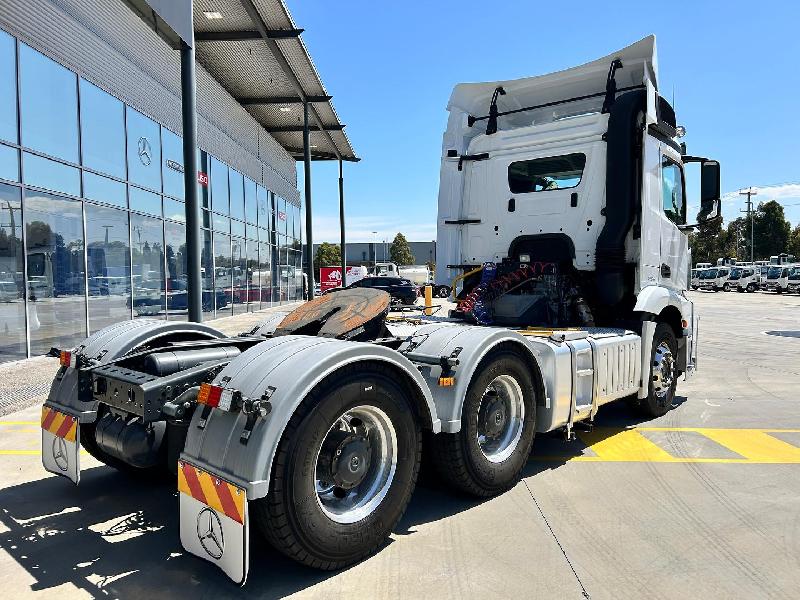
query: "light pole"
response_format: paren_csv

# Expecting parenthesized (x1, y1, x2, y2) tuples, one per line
(372, 231, 378, 271)
(739, 187, 757, 263)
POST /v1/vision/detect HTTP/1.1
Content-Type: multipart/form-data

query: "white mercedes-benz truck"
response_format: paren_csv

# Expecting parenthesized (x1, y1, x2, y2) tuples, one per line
(40, 37, 719, 584)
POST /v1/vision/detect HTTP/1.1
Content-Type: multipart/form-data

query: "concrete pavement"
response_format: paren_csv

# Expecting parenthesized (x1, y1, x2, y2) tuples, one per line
(0, 291, 799, 598)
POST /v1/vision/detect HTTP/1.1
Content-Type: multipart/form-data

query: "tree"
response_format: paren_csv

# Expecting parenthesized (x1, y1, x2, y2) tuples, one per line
(389, 233, 414, 265)
(788, 224, 800, 258)
(688, 218, 724, 264)
(752, 200, 790, 260)
(314, 242, 341, 273)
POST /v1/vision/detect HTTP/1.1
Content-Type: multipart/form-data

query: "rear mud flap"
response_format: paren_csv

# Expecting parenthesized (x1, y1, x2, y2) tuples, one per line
(41, 406, 80, 484)
(178, 460, 249, 585)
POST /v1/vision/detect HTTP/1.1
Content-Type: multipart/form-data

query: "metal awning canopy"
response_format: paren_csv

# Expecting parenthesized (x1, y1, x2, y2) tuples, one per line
(192, 0, 357, 162)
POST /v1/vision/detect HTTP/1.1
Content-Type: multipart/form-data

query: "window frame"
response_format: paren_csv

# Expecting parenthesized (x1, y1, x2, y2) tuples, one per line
(660, 155, 687, 226)
(507, 152, 587, 194)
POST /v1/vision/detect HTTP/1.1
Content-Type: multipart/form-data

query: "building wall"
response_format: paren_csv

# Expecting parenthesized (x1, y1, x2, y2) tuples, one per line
(0, 2, 305, 364)
(0, 0, 299, 203)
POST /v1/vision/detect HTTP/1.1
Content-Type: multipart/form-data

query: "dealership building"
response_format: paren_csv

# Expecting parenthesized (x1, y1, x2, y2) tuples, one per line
(0, 0, 356, 364)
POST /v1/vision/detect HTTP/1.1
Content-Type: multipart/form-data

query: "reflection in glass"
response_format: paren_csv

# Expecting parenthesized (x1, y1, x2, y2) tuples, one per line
(80, 79, 126, 179)
(0, 144, 19, 182)
(210, 156, 228, 215)
(230, 219, 245, 238)
(83, 172, 126, 208)
(213, 212, 229, 233)
(23, 152, 80, 197)
(256, 185, 270, 231)
(165, 221, 187, 320)
(162, 128, 185, 200)
(232, 237, 247, 314)
(246, 238, 259, 312)
(229, 169, 245, 221)
(0, 183, 25, 360)
(24, 190, 85, 354)
(245, 178, 257, 224)
(0, 31, 17, 144)
(19, 44, 79, 162)
(130, 213, 164, 318)
(201, 228, 215, 319)
(85, 204, 130, 333)
(129, 186, 161, 216)
(213, 232, 232, 316)
(197, 148, 210, 209)
(258, 241, 272, 307)
(127, 108, 162, 192)
(164, 198, 186, 223)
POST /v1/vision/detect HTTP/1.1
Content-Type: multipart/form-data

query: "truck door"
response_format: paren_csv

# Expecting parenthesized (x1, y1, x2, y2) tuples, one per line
(641, 135, 686, 290)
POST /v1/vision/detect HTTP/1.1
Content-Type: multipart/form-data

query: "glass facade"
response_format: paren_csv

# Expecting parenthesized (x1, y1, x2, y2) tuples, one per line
(0, 32, 303, 364)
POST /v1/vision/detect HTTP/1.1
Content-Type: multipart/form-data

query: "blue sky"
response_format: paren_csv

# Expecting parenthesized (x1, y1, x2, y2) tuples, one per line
(288, 0, 800, 242)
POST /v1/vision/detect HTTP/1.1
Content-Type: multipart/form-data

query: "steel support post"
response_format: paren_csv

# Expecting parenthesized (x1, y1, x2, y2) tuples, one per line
(339, 159, 346, 283)
(181, 40, 202, 322)
(303, 101, 315, 298)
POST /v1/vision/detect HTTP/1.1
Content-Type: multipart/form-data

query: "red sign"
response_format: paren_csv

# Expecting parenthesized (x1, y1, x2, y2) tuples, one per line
(197, 171, 209, 187)
(319, 266, 365, 292)
(320, 267, 343, 292)
(278, 211, 286, 221)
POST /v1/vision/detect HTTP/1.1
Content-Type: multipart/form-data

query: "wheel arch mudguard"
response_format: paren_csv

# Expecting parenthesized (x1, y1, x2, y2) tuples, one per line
(634, 284, 694, 381)
(181, 336, 441, 499)
(398, 323, 545, 433)
(47, 320, 225, 423)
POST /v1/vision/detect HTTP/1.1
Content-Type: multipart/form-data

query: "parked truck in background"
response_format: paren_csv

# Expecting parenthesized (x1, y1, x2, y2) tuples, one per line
(40, 37, 719, 584)
(763, 264, 795, 293)
(696, 266, 730, 291)
(730, 266, 760, 292)
(787, 266, 800, 294)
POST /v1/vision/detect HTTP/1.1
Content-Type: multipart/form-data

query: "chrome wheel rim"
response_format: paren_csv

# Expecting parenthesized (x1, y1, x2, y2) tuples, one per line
(314, 405, 397, 524)
(476, 374, 525, 463)
(652, 341, 676, 402)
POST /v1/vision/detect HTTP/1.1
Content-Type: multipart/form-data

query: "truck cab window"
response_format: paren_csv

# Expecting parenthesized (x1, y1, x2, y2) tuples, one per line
(508, 153, 586, 194)
(661, 158, 685, 225)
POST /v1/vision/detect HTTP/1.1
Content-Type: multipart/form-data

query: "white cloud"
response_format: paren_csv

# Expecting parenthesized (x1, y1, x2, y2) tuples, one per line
(312, 214, 437, 243)
(722, 182, 800, 203)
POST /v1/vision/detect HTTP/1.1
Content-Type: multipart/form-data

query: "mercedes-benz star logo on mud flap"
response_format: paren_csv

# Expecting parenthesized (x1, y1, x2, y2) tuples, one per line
(51, 436, 69, 472)
(196, 507, 224, 559)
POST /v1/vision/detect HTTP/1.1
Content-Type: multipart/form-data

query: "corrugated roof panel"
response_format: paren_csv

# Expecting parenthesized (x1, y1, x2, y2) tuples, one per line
(189, 0, 357, 161)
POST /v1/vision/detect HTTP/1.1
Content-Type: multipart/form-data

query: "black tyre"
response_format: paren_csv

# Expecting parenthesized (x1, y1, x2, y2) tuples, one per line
(436, 286, 451, 299)
(431, 349, 536, 497)
(747, 284, 756, 293)
(722, 282, 730, 292)
(736, 287, 744, 293)
(638, 323, 678, 418)
(253, 363, 421, 570)
(776, 288, 783, 294)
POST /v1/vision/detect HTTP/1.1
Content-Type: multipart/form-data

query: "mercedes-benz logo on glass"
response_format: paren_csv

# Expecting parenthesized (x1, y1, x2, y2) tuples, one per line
(138, 136, 152, 166)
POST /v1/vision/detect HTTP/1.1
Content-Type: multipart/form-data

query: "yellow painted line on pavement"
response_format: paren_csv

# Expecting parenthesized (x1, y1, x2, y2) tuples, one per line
(577, 429, 677, 462)
(532, 427, 800, 464)
(698, 429, 800, 463)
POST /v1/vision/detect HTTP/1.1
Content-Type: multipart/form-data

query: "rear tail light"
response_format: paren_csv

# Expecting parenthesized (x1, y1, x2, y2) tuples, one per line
(59, 350, 76, 368)
(197, 383, 236, 411)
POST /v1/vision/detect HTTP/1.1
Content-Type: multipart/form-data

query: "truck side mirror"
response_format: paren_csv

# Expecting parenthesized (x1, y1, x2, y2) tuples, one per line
(680, 156, 721, 229)
(697, 160, 721, 222)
